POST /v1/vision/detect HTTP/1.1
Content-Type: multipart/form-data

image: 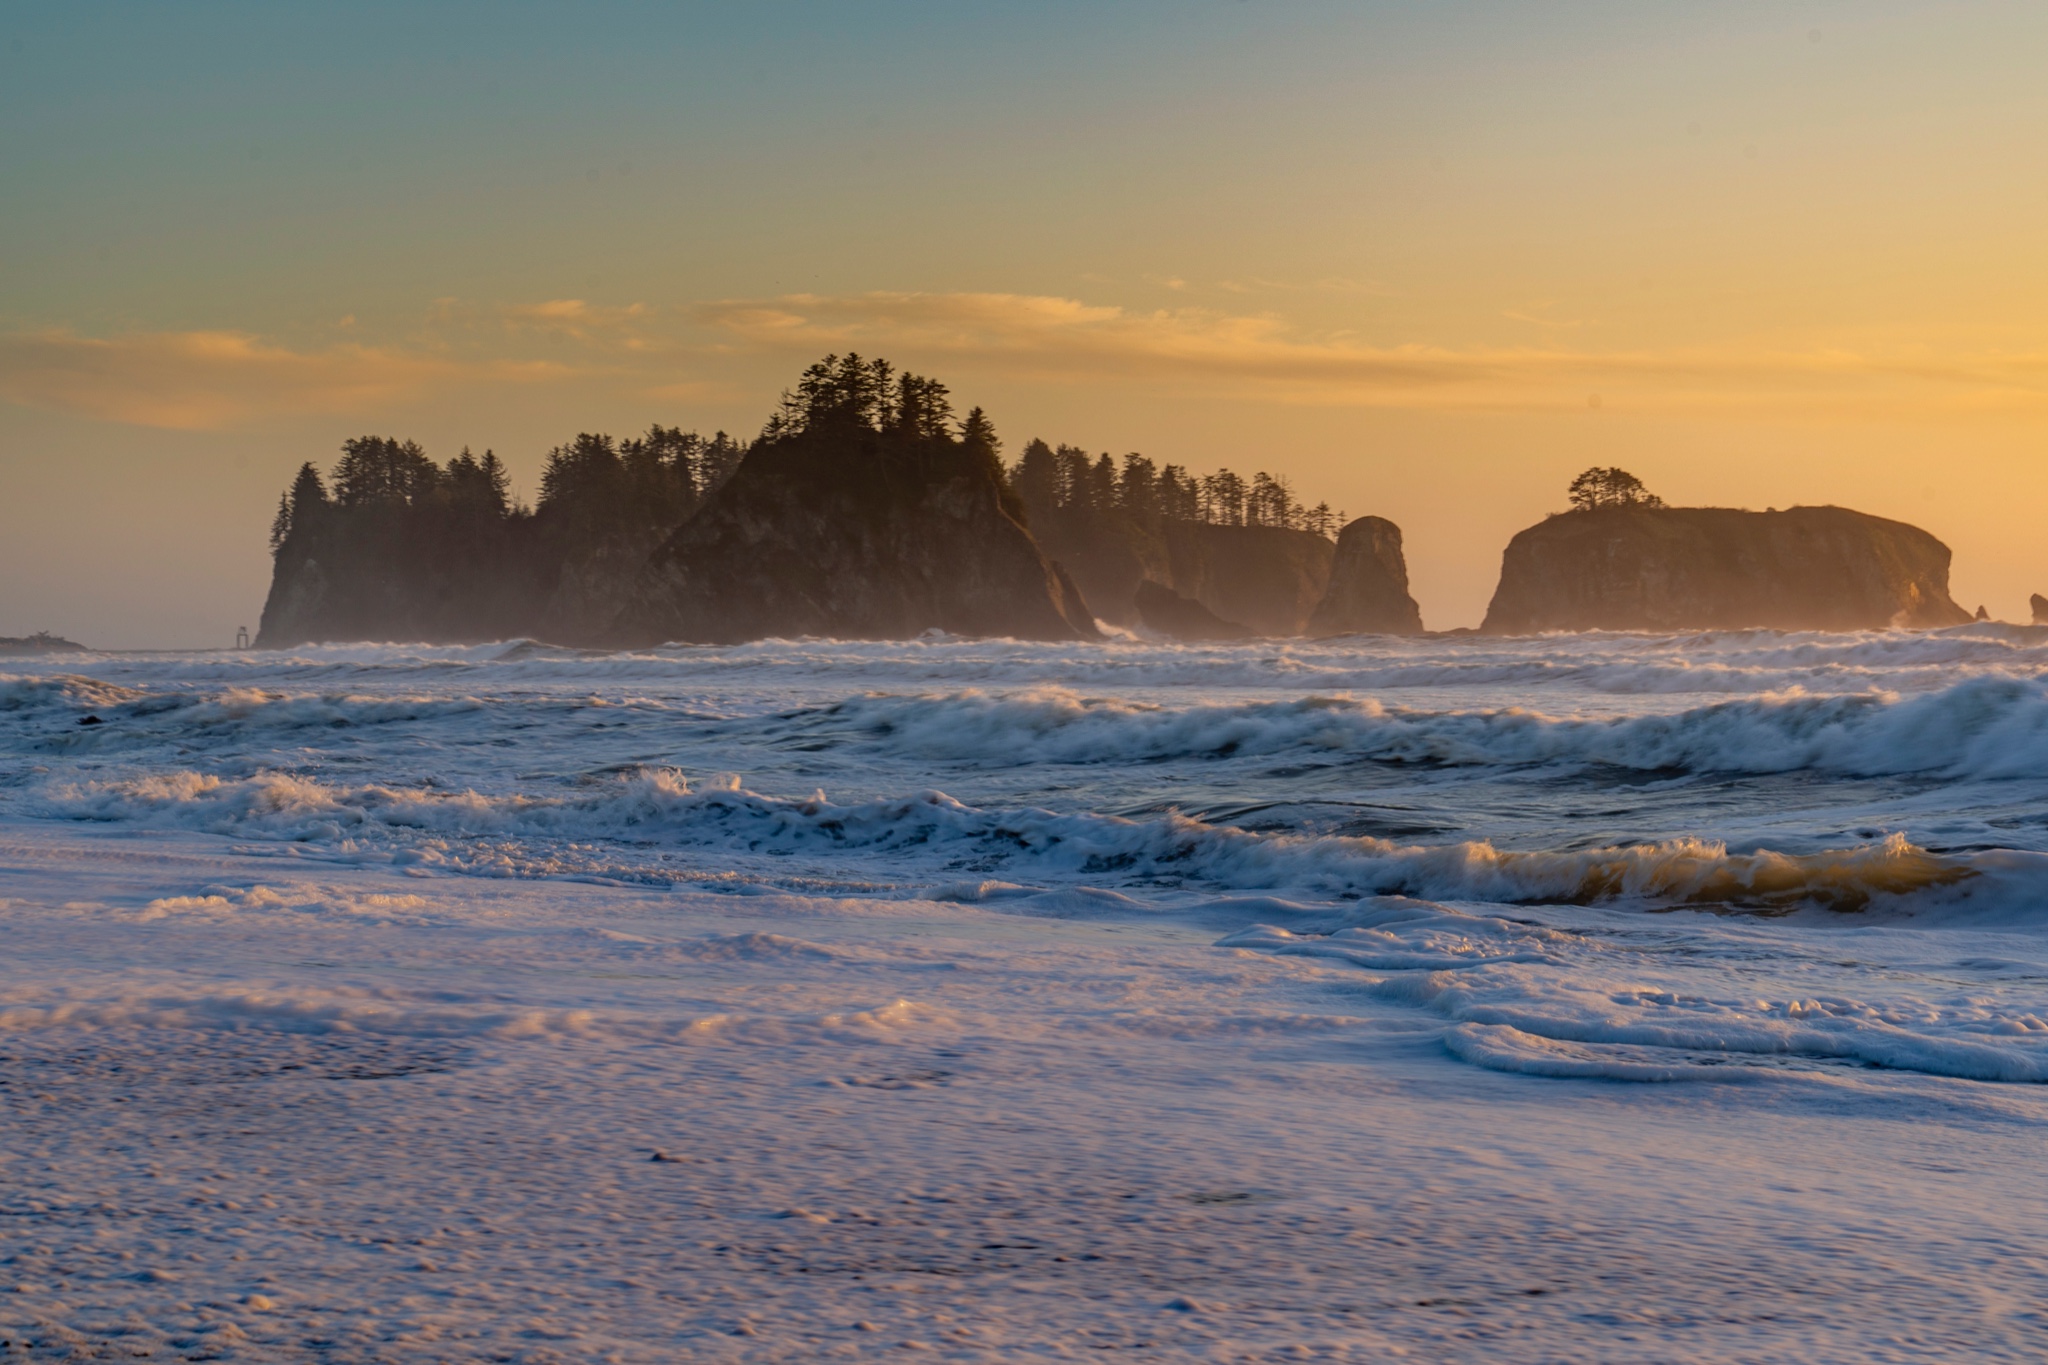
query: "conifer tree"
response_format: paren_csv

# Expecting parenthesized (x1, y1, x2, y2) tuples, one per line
(1010, 439, 1062, 522)
(269, 492, 293, 554)
(271, 461, 330, 554)
(1567, 466, 1663, 511)
(699, 432, 746, 493)
(478, 451, 512, 515)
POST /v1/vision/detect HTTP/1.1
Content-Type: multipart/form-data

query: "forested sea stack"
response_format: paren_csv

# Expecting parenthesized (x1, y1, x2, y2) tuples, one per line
(618, 357, 1096, 644)
(1482, 502, 1972, 634)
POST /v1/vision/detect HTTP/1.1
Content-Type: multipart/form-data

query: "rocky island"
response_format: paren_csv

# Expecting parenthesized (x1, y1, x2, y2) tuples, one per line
(1482, 499, 1971, 634)
(257, 355, 1401, 647)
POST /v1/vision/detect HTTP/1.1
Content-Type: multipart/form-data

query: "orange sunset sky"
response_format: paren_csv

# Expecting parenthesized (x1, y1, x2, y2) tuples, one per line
(4, 1, 2047, 644)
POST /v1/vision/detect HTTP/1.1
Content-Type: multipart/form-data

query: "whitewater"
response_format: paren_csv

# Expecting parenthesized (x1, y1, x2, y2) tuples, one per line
(8, 626, 2048, 1360)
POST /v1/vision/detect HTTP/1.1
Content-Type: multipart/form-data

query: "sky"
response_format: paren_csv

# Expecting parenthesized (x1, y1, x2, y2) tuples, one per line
(4, 0, 2047, 645)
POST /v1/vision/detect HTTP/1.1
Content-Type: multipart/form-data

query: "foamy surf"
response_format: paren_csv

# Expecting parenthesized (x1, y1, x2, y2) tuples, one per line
(11, 632, 2048, 1098)
(26, 766, 2001, 913)
(1223, 899, 2048, 1085)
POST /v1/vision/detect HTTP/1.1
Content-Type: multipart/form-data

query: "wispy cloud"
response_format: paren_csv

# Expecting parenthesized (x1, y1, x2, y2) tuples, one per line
(11, 293, 2048, 431)
(694, 291, 2048, 414)
(0, 329, 576, 430)
(501, 299, 659, 348)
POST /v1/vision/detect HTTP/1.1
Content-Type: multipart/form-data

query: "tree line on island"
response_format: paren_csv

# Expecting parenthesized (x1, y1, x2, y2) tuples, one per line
(269, 357, 1338, 564)
(256, 352, 1977, 647)
(1010, 442, 1342, 536)
(269, 429, 748, 565)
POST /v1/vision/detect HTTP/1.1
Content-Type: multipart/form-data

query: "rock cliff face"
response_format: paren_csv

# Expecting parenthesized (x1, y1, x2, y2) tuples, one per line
(1481, 505, 1972, 634)
(1133, 581, 1253, 641)
(1306, 516, 1424, 635)
(617, 430, 1097, 645)
(257, 522, 542, 648)
(1157, 523, 1334, 637)
(1034, 520, 1335, 636)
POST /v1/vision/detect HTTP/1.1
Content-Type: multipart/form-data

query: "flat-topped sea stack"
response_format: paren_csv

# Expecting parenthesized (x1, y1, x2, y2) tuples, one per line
(1307, 516, 1424, 635)
(1481, 505, 1971, 634)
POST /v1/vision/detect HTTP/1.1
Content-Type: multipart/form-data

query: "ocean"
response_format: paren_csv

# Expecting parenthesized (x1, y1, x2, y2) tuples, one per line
(6, 628, 2048, 1358)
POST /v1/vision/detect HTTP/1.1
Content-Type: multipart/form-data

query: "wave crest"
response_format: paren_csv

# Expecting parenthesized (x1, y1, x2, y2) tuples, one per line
(31, 767, 1984, 912)
(764, 674, 2048, 781)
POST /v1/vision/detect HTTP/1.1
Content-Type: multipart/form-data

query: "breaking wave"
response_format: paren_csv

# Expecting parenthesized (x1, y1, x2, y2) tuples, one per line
(30, 766, 1998, 913)
(37, 670, 2016, 781)
(0, 674, 145, 713)
(786, 675, 2048, 779)
(2, 671, 1991, 779)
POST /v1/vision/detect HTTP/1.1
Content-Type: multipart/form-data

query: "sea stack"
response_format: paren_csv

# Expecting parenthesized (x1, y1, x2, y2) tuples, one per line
(620, 380, 1097, 645)
(2031, 593, 2048, 625)
(1306, 516, 1424, 635)
(1481, 505, 1972, 634)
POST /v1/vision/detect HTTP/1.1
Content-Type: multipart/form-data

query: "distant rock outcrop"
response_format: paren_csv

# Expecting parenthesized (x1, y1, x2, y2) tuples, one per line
(0, 632, 87, 655)
(1306, 516, 1424, 635)
(2032, 593, 2048, 625)
(618, 420, 1097, 645)
(1481, 505, 1972, 634)
(1134, 581, 1253, 641)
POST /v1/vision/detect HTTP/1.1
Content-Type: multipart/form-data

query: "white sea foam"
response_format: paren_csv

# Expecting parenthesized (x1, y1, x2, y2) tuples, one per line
(11, 632, 2048, 1360)
(11, 635, 2048, 1085)
(1224, 900, 2048, 1084)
